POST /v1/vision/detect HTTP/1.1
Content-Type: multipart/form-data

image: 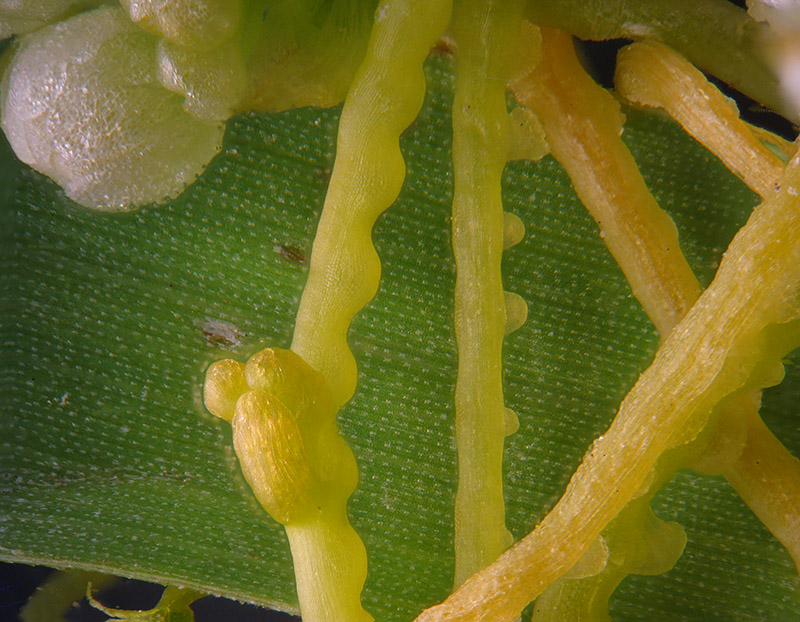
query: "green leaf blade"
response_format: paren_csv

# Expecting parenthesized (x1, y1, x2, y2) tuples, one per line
(1, 56, 798, 621)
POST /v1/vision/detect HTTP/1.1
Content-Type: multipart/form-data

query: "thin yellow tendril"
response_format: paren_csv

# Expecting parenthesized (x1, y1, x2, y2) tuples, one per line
(511, 28, 701, 336)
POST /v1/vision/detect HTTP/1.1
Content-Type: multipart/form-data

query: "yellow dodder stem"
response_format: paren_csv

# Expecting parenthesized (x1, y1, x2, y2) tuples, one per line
(616, 40, 786, 198)
(723, 410, 800, 573)
(291, 0, 453, 409)
(513, 27, 800, 613)
(512, 28, 701, 334)
(285, 508, 372, 622)
(533, 28, 800, 578)
(450, 0, 526, 587)
(416, 112, 800, 622)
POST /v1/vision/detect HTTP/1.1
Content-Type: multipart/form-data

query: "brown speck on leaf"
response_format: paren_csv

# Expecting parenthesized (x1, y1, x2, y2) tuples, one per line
(274, 244, 306, 264)
(202, 319, 243, 348)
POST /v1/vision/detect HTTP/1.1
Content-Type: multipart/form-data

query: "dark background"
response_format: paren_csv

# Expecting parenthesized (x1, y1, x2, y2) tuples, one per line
(0, 561, 299, 621)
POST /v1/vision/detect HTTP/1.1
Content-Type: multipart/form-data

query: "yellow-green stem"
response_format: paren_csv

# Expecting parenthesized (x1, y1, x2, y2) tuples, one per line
(416, 127, 800, 622)
(285, 508, 372, 622)
(207, 3, 452, 619)
(450, 0, 526, 587)
(291, 0, 453, 409)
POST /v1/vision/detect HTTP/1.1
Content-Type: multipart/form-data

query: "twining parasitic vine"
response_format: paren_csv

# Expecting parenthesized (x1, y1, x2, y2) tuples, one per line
(2, 1, 800, 621)
(615, 40, 786, 197)
(614, 37, 800, 573)
(449, 0, 527, 587)
(207, 0, 452, 620)
(512, 27, 800, 618)
(291, 0, 453, 409)
(417, 64, 800, 618)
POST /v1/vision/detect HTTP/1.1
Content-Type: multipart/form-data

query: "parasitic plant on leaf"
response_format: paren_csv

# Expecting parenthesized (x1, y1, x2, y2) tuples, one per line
(2, 1, 800, 621)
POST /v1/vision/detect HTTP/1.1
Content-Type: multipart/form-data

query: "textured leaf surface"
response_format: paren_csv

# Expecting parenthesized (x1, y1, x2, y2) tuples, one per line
(1, 57, 799, 620)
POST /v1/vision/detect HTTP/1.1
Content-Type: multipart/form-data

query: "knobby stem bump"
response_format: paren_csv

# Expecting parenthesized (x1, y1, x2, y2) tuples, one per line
(205, 348, 370, 622)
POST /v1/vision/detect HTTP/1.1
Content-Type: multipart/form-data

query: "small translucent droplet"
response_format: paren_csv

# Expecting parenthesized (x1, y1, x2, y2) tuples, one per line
(503, 212, 525, 250)
(507, 105, 549, 162)
(504, 408, 519, 436)
(504, 291, 528, 335)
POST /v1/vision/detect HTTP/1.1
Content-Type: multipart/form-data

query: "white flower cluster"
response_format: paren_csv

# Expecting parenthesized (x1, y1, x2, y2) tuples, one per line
(0, 1, 246, 210)
(747, 0, 800, 117)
